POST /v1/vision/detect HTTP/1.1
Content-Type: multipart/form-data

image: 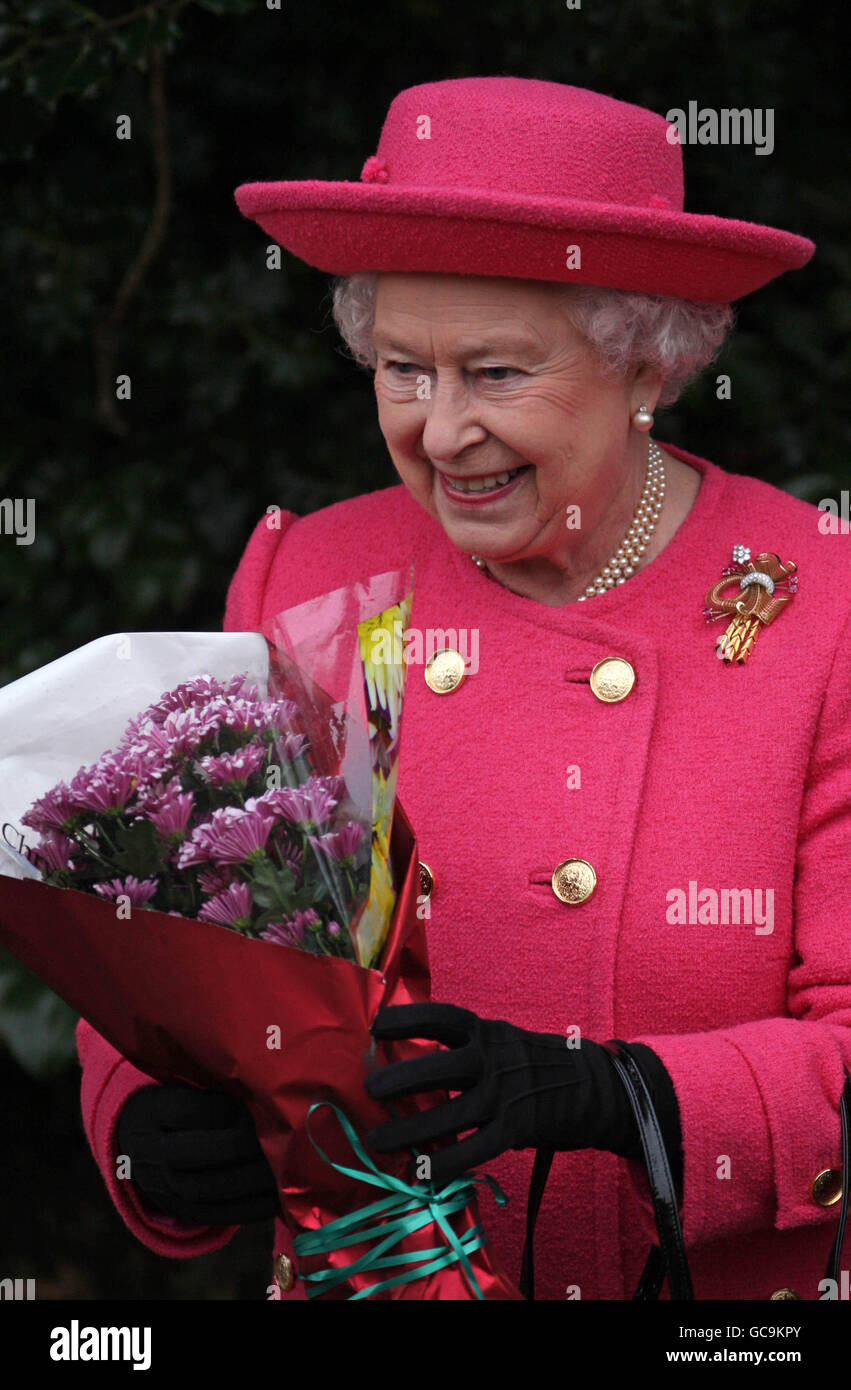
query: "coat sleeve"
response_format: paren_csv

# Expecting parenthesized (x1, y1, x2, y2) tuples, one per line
(74, 510, 297, 1257)
(75, 1017, 239, 1256)
(624, 601, 851, 1251)
(223, 508, 299, 633)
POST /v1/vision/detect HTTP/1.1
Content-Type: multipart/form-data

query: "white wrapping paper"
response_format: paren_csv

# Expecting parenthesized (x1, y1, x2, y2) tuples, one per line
(0, 632, 270, 879)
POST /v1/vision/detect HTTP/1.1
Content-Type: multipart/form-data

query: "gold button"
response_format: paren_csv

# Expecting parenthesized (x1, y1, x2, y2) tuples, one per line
(811, 1167, 843, 1207)
(590, 657, 635, 703)
(274, 1253, 295, 1292)
(769, 1287, 801, 1300)
(419, 861, 434, 899)
(551, 859, 597, 905)
(424, 649, 466, 693)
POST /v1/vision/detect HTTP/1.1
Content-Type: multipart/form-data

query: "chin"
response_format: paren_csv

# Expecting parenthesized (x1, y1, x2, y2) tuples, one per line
(442, 520, 524, 559)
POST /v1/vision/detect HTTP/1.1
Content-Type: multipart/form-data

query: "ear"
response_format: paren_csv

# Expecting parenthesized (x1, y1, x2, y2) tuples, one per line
(629, 364, 665, 416)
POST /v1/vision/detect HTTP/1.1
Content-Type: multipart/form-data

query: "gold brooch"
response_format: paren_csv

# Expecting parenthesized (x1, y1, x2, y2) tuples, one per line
(703, 545, 798, 664)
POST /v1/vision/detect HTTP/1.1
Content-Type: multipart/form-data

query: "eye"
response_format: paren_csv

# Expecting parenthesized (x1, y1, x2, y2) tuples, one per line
(380, 360, 519, 382)
(480, 366, 517, 381)
(384, 360, 419, 375)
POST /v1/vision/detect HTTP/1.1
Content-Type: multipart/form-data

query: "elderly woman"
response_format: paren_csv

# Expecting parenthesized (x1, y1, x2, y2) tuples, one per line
(75, 77, 851, 1302)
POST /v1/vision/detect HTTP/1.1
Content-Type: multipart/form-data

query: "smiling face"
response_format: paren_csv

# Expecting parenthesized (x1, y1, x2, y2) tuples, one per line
(372, 273, 662, 579)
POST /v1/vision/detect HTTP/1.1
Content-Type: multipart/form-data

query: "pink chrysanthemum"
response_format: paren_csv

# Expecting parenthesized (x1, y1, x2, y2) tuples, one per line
(68, 756, 137, 815)
(318, 775, 347, 803)
(217, 696, 299, 737)
(176, 806, 248, 867)
(120, 745, 172, 795)
(21, 781, 80, 834)
(93, 875, 159, 907)
(197, 863, 238, 895)
(308, 821, 366, 862)
(161, 707, 220, 758)
(198, 880, 254, 928)
(259, 697, 301, 729)
(253, 775, 341, 828)
(272, 731, 309, 763)
(33, 830, 75, 873)
(138, 675, 258, 727)
(261, 919, 303, 948)
(195, 743, 267, 788)
(176, 839, 206, 869)
(130, 776, 175, 817)
(147, 788, 195, 836)
(260, 908, 320, 947)
(199, 807, 275, 865)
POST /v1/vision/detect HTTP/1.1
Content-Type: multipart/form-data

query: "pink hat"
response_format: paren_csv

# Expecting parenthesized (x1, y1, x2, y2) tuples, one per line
(233, 76, 814, 303)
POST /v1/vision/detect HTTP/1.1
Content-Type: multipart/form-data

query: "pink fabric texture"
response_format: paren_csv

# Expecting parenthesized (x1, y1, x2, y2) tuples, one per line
(233, 77, 815, 301)
(78, 442, 851, 1300)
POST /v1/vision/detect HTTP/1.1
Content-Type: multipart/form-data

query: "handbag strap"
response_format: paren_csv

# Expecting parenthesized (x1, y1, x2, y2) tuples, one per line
(605, 1041, 694, 1300)
(633, 1242, 668, 1299)
(824, 1065, 851, 1285)
(519, 1146, 555, 1300)
(518, 1055, 851, 1300)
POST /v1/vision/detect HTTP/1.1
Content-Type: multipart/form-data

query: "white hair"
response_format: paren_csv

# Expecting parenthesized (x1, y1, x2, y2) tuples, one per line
(329, 271, 734, 407)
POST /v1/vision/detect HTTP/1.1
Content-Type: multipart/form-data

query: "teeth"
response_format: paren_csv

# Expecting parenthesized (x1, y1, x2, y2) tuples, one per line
(446, 467, 520, 494)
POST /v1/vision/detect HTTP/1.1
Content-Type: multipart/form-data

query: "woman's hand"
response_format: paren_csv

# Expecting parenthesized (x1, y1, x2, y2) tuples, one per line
(364, 1001, 653, 1185)
(116, 1083, 280, 1225)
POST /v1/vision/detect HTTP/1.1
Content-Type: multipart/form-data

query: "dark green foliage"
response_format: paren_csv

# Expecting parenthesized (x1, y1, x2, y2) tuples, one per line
(0, 944, 78, 1077)
(109, 815, 161, 878)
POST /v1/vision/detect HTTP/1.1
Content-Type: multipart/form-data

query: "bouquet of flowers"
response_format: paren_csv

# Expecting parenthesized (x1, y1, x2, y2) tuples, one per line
(0, 578, 521, 1301)
(22, 674, 375, 965)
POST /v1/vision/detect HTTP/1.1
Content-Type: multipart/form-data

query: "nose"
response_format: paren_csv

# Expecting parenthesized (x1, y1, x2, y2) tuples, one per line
(421, 373, 488, 466)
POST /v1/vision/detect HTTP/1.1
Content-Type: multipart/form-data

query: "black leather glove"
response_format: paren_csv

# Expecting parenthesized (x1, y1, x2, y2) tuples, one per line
(115, 1083, 280, 1225)
(364, 1002, 683, 1187)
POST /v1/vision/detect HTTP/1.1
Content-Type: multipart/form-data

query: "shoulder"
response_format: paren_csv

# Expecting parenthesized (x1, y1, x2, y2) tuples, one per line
(223, 484, 427, 632)
(670, 440, 850, 579)
(672, 442, 851, 654)
(715, 460, 851, 585)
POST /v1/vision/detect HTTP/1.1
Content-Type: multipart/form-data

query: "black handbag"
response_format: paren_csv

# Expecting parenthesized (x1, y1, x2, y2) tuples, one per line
(519, 1042, 851, 1301)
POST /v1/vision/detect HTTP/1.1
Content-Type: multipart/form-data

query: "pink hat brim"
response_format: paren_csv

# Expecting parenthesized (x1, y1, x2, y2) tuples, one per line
(234, 180, 814, 302)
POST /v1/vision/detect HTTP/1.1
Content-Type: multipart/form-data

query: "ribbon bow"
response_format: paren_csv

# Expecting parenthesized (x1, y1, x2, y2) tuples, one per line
(291, 1101, 507, 1299)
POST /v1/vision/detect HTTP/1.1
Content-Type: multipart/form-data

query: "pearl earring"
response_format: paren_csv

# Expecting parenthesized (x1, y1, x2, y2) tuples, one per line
(632, 404, 654, 431)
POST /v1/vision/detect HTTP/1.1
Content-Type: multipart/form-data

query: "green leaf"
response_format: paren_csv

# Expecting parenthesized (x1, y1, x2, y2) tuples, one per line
(110, 818, 162, 879)
(247, 858, 298, 912)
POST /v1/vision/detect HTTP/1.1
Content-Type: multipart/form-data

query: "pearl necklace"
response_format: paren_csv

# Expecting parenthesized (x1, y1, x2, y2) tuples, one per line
(471, 438, 665, 600)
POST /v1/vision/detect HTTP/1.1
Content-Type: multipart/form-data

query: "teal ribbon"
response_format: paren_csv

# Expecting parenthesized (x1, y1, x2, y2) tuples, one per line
(291, 1101, 508, 1300)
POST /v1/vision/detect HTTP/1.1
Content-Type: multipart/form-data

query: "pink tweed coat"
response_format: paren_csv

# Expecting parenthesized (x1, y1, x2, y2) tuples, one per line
(76, 442, 851, 1300)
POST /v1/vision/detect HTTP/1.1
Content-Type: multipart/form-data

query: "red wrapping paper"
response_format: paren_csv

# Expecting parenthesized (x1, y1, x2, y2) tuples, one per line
(0, 804, 521, 1300)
